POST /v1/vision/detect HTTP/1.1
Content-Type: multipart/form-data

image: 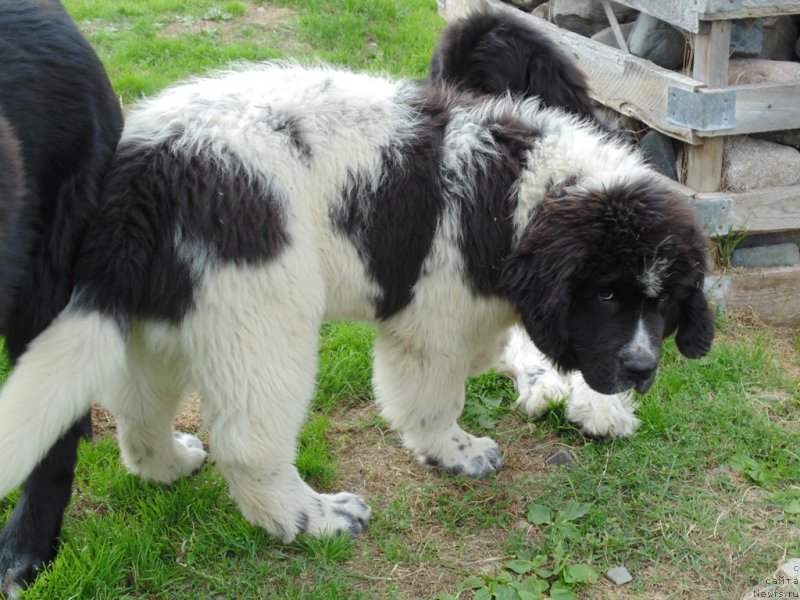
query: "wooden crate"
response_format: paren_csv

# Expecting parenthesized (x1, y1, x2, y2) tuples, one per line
(441, 0, 800, 324)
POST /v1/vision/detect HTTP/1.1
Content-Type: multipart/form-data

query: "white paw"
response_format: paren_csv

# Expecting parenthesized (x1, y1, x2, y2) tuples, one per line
(496, 325, 569, 417)
(565, 376, 640, 439)
(514, 367, 570, 417)
(281, 491, 371, 542)
(172, 431, 208, 475)
(309, 492, 372, 538)
(416, 430, 503, 480)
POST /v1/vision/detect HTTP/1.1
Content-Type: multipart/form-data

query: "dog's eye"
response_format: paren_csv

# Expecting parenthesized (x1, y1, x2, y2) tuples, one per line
(598, 291, 615, 302)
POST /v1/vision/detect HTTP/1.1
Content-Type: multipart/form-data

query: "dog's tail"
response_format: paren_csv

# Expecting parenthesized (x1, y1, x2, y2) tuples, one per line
(0, 304, 126, 496)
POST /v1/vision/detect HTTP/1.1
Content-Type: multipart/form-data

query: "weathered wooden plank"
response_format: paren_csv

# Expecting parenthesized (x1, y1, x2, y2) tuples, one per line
(612, 0, 703, 33)
(698, 0, 800, 21)
(684, 20, 730, 192)
(709, 266, 800, 325)
(693, 185, 800, 234)
(697, 82, 800, 136)
(613, 0, 800, 32)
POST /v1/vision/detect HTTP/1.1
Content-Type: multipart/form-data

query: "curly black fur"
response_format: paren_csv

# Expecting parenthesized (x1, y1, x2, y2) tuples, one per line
(429, 11, 596, 120)
(500, 179, 714, 393)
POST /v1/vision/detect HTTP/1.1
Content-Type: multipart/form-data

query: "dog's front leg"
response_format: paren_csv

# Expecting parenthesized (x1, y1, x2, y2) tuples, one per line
(0, 413, 90, 599)
(373, 328, 503, 480)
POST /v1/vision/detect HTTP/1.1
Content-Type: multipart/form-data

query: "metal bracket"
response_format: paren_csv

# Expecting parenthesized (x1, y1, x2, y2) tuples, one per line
(688, 196, 734, 236)
(667, 87, 736, 132)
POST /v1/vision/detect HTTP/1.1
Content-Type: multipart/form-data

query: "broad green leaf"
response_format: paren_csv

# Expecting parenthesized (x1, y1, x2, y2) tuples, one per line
(560, 500, 591, 522)
(516, 577, 548, 594)
(494, 584, 519, 600)
(549, 581, 579, 600)
(556, 521, 580, 541)
(563, 563, 598, 584)
(506, 560, 534, 574)
(463, 575, 485, 589)
(497, 571, 513, 584)
(527, 503, 552, 525)
(474, 588, 492, 600)
(784, 500, 800, 515)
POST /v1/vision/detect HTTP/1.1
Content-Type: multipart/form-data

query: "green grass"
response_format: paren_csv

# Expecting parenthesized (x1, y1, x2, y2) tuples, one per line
(2, 2, 799, 598)
(65, 0, 440, 102)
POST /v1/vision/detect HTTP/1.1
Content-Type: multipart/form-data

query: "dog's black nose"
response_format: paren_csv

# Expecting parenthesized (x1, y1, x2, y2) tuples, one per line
(623, 355, 657, 393)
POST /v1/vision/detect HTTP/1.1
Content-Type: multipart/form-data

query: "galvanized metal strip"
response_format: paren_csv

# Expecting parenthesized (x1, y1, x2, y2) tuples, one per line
(688, 195, 735, 235)
(667, 87, 736, 131)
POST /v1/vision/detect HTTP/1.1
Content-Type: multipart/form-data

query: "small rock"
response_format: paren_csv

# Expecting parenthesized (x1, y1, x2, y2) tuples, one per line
(606, 566, 633, 585)
(552, 0, 635, 37)
(723, 137, 800, 192)
(531, 1, 550, 21)
(731, 243, 800, 269)
(796, 35, 800, 59)
(591, 22, 635, 49)
(729, 58, 800, 85)
(628, 13, 687, 69)
(777, 558, 800, 580)
(730, 19, 763, 57)
(501, 0, 549, 11)
(639, 130, 678, 180)
(545, 449, 576, 467)
(761, 16, 799, 60)
(756, 129, 800, 152)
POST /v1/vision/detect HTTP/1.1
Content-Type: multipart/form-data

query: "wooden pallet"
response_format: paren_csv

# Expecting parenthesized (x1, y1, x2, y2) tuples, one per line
(441, 0, 800, 324)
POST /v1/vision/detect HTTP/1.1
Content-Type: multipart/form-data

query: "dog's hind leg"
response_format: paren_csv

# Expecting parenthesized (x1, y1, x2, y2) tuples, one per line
(373, 327, 503, 480)
(104, 327, 206, 484)
(185, 264, 370, 542)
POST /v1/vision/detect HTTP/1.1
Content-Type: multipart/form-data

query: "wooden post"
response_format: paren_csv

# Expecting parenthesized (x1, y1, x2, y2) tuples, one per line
(684, 20, 731, 192)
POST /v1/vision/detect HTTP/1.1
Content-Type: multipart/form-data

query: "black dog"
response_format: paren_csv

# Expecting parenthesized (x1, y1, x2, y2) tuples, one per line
(429, 11, 596, 120)
(0, 1, 122, 595)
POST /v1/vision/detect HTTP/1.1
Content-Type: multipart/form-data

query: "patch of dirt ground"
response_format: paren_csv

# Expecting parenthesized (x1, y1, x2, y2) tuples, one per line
(159, 2, 308, 50)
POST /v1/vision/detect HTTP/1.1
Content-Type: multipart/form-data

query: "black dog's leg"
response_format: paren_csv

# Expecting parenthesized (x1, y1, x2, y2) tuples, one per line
(0, 412, 91, 597)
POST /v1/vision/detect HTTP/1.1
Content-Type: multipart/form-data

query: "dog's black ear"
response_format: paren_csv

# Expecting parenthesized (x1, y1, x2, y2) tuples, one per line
(675, 286, 714, 358)
(500, 252, 574, 364)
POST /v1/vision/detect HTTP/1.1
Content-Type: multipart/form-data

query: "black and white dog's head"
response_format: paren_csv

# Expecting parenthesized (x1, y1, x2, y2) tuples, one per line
(501, 178, 714, 395)
(431, 11, 713, 395)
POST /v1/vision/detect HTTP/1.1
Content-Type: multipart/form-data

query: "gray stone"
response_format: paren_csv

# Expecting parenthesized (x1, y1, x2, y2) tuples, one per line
(639, 130, 678, 180)
(722, 137, 800, 192)
(729, 58, 800, 85)
(545, 449, 576, 467)
(777, 558, 800, 580)
(756, 129, 800, 152)
(761, 16, 799, 60)
(552, 0, 636, 37)
(730, 19, 763, 57)
(796, 34, 800, 59)
(731, 244, 800, 269)
(531, 1, 551, 21)
(501, 0, 549, 11)
(591, 22, 634, 49)
(628, 12, 687, 69)
(606, 566, 633, 585)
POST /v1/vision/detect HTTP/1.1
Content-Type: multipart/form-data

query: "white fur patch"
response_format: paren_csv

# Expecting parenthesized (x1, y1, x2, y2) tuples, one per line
(498, 325, 640, 438)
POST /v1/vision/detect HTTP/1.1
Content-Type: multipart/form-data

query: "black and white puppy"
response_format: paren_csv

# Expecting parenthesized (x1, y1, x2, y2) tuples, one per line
(430, 11, 658, 438)
(0, 63, 713, 542)
(0, 1, 123, 596)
